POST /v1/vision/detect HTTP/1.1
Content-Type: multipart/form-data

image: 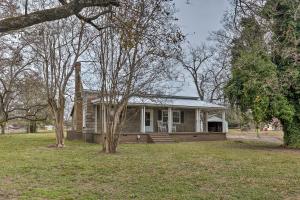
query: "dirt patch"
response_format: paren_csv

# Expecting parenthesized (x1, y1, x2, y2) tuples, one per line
(0, 189, 19, 200)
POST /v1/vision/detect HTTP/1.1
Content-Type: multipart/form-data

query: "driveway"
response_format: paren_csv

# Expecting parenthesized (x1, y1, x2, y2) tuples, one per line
(227, 130, 283, 144)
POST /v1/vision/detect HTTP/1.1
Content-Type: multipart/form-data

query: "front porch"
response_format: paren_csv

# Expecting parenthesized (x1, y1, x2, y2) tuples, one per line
(136, 106, 227, 134)
(80, 104, 228, 144)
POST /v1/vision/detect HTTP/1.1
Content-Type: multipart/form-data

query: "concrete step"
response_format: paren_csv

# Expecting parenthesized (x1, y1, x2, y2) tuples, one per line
(149, 134, 174, 143)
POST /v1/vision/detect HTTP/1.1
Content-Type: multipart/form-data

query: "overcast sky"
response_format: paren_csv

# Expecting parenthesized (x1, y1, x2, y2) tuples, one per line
(173, 0, 230, 96)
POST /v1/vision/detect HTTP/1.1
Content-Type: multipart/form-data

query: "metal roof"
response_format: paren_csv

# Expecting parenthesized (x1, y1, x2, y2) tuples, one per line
(92, 96, 226, 110)
(208, 116, 228, 122)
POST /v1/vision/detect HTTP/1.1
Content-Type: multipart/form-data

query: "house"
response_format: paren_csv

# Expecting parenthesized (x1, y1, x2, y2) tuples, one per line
(67, 63, 227, 144)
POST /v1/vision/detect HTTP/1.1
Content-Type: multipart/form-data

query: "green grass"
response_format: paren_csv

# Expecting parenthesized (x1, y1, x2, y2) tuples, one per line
(0, 134, 300, 199)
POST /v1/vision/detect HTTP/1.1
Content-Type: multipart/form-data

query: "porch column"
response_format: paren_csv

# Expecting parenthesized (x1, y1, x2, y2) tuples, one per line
(94, 105, 97, 133)
(222, 110, 227, 133)
(168, 107, 172, 133)
(102, 104, 107, 134)
(203, 111, 208, 132)
(195, 109, 200, 132)
(140, 106, 146, 133)
(199, 111, 203, 132)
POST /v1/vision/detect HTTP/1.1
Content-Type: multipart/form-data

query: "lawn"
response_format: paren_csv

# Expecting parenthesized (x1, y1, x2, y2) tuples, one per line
(0, 134, 300, 200)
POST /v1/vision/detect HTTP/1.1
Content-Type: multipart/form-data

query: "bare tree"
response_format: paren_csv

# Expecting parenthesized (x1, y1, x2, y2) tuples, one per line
(177, 43, 230, 103)
(19, 72, 50, 133)
(89, 0, 183, 153)
(24, 18, 94, 147)
(0, 36, 47, 134)
(0, 0, 119, 33)
(177, 44, 213, 101)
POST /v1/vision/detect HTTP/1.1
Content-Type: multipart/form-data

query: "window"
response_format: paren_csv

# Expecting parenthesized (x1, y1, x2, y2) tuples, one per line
(161, 110, 182, 124)
(162, 110, 168, 123)
(173, 111, 180, 124)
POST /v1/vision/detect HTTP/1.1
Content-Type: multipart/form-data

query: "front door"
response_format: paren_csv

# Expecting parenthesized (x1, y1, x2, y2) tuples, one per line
(145, 109, 154, 132)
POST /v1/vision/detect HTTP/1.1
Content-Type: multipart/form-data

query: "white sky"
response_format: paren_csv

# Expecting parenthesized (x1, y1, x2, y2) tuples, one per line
(173, 0, 230, 96)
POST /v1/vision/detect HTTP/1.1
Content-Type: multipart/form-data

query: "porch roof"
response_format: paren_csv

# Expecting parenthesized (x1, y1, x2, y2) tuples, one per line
(91, 96, 226, 110)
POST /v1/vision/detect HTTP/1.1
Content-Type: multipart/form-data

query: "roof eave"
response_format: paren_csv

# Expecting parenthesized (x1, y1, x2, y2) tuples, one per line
(91, 99, 226, 110)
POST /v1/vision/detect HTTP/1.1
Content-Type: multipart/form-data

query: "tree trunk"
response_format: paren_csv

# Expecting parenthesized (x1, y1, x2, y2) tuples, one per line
(102, 105, 125, 153)
(27, 121, 37, 133)
(0, 124, 5, 134)
(54, 110, 65, 148)
(102, 120, 120, 153)
(103, 137, 118, 153)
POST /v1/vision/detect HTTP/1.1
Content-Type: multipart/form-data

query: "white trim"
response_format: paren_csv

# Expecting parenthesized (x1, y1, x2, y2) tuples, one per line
(83, 103, 87, 128)
(140, 106, 146, 133)
(199, 111, 203, 132)
(168, 107, 172, 133)
(91, 97, 226, 110)
(222, 111, 227, 133)
(95, 105, 97, 133)
(195, 109, 200, 132)
(102, 104, 107, 134)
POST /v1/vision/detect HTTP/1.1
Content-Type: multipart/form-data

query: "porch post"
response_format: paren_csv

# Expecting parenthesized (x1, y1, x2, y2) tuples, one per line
(195, 109, 200, 132)
(102, 104, 107, 134)
(94, 105, 97, 133)
(203, 111, 208, 132)
(222, 110, 226, 133)
(199, 111, 203, 132)
(168, 107, 172, 133)
(140, 106, 145, 133)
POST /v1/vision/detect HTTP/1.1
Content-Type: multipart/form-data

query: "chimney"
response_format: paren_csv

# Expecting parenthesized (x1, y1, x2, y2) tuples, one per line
(74, 62, 83, 134)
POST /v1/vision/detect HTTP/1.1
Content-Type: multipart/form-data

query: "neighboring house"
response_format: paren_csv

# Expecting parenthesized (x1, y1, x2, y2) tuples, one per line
(44, 125, 54, 131)
(67, 64, 228, 144)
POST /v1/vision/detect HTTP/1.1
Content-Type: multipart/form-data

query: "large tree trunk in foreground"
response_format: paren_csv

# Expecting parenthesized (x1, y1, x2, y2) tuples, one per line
(103, 132, 119, 153)
(102, 109, 122, 153)
(49, 97, 65, 148)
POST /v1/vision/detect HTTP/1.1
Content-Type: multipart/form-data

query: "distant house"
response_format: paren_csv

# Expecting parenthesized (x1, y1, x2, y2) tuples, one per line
(67, 64, 227, 144)
(44, 125, 54, 131)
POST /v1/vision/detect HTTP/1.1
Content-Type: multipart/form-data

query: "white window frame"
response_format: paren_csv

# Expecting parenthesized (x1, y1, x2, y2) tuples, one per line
(172, 110, 181, 124)
(162, 110, 168, 123)
(162, 110, 181, 124)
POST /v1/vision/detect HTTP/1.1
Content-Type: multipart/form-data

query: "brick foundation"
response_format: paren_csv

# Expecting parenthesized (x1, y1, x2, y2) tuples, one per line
(170, 132, 226, 142)
(67, 131, 226, 144)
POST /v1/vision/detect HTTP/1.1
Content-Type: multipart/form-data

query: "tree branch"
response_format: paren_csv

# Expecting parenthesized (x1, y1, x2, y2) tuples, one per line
(0, 0, 119, 33)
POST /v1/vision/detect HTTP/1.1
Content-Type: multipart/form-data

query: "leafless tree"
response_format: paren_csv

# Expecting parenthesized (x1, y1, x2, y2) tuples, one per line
(89, 0, 183, 153)
(23, 17, 94, 147)
(0, 36, 47, 134)
(0, 0, 119, 33)
(177, 43, 230, 103)
(177, 44, 212, 101)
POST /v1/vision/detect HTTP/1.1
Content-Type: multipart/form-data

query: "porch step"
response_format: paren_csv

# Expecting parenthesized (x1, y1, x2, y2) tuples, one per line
(149, 134, 175, 143)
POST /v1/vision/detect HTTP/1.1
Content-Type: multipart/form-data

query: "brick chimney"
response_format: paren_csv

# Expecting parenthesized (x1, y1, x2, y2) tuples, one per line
(74, 62, 83, 134)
